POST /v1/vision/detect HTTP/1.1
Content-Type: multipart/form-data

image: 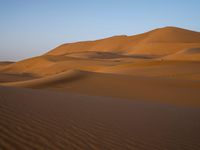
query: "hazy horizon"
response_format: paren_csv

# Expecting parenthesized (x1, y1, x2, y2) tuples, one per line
(0, 0, 200, 61)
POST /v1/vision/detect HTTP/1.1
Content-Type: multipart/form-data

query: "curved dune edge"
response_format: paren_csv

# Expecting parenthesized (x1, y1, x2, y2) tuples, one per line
(1, 69, 87, 88)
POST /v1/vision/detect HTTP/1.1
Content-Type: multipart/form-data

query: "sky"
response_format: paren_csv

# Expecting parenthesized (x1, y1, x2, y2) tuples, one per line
(0, 0, 200, 61)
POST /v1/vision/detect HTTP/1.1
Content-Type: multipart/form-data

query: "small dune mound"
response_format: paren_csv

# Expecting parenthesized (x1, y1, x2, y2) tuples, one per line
(1, 69, 88, 88)
(181, 48, 200, 54)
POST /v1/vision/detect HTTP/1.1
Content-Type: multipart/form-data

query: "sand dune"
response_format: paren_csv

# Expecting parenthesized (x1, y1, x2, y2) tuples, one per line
(0, 86, 200, 150)
(0, 27, 200, 79)
(2, 70, 200, 106)
(1, 57, 200, 80)
(1, 26, 200, 149)
(47, 26, 200, 56)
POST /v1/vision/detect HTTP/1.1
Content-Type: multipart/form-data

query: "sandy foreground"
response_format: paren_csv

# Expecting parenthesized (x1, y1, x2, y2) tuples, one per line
(0, 86, 200, 150)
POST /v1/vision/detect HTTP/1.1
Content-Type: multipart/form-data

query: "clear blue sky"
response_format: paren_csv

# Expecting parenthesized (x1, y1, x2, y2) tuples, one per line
(0, 0, 200, 61)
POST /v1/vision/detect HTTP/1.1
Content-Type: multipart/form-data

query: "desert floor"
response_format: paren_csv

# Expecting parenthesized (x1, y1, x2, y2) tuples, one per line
(0, 86, 200, 150)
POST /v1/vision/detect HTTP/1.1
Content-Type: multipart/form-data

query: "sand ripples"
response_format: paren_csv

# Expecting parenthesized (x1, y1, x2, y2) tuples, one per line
(0, 87, 200, 149)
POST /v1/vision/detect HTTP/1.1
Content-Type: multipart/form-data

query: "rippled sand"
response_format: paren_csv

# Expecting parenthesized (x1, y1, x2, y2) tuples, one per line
(0, 86, 200, 149)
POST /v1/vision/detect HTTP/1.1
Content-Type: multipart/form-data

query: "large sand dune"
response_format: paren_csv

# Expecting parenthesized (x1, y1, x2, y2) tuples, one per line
(47, 27, 200, 56)
(0, 27, 200, 79)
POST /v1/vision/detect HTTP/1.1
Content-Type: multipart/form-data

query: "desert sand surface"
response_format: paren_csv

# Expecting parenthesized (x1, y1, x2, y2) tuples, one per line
(1, 27, 200, 149)
(2, 70, 200, 107)
(0, 86, 200, 150)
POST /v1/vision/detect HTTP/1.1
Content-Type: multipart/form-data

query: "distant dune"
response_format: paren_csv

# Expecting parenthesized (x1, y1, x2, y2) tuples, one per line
(0, 26, 200, 78)
(47, 26, 200, 56)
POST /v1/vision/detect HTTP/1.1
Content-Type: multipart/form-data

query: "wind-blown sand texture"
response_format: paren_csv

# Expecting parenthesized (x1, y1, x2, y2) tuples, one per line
(0, 86, 200, 150)
(0, 27, 200, 149)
